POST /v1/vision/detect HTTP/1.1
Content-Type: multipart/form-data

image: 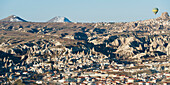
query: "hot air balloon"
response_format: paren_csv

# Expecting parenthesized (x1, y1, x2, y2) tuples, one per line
(152, 8, 159, 15)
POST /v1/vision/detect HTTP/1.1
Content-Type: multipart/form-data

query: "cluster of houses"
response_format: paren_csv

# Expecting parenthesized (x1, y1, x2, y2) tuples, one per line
(0, 50, 170, 85)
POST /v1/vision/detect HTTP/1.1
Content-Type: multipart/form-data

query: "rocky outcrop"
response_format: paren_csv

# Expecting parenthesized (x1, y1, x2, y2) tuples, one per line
(0, 12, 169, 65)
(160, 12, 169, 19)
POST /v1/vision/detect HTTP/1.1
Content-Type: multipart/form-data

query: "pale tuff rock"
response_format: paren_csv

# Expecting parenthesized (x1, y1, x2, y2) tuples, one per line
(89, 39, 104, 45)
(111, 39, 120, 46)
(150, 42, 158, 49)
(160, 12, 169, 19)
(116, 44, 134, 54)
(54, 41, 62, 46)
(167, 44, 170, 56)
(119, 37, 126, 44)
(7, 48, 16, 55)
(136, 44, 143, 50)
(132, 53, 146, 59)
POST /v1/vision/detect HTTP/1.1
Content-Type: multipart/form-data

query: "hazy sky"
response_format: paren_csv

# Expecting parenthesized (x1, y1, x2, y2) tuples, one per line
(0, 0, 170, 22)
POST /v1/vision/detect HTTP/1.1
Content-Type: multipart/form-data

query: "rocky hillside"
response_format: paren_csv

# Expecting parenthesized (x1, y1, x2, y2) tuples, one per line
(0, 12, 169, 66)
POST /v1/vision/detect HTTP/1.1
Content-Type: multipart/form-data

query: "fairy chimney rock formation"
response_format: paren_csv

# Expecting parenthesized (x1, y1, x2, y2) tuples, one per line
(160, 12, 169, 19)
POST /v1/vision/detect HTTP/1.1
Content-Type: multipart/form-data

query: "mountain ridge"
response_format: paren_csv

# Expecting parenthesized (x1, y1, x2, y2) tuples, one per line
(0, 15, 28, 22)
(47, 16, 71, 22)
(0, 12, 169, 23)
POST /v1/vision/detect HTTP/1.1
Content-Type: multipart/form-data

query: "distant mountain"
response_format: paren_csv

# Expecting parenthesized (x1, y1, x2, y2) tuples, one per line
(47, 16, 71, 22)
(0, 15, 28, 22)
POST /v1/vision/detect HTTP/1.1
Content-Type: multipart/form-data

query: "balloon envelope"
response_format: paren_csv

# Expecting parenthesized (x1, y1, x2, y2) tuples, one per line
(152, 8, 159, 14)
